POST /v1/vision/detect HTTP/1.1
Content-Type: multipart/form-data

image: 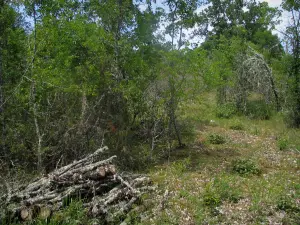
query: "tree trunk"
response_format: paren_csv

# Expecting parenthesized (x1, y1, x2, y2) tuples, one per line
(168, 77, 183, 147)
(31, 81, 43, 171)
(31, 3, 43, 171)
(291, 9, 300, 127)
(0, 1, 6, 156)
(0, 45, 5, 155)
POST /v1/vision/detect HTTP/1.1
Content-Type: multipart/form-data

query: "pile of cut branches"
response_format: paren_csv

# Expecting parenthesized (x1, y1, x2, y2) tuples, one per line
(0, 147, 154, 223)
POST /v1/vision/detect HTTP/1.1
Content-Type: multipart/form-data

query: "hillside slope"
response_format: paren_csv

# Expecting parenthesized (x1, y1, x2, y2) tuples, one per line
(129, 93, 300, 225)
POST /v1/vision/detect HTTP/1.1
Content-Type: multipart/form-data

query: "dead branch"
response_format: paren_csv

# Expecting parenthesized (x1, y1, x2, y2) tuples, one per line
(2, 146, 154, 223)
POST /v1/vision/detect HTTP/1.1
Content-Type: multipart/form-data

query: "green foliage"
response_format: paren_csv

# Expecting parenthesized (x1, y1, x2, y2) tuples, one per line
(5, 201, 89, 225)
(250, 126, 261, 135)
(50, 201, 87, 224)
(245, 100, 273, 120)
(214, 177, 242, 203)
(232, 159, 261, 176)
(178, 119, 197, 143)
(216, 103, 237, 119)
(170, 157, 191, 175)
(208, 133, 226, 144)
(229, 122, 244, 130)
(116, 144, 153, 171)
(277, 195, 300, 213)
(1, 1, 300, 224)
(203, 176, 242, 208)
(203, 189, 221, 208)
(277, 138, 289, 151)
(201, 0, 281, 50)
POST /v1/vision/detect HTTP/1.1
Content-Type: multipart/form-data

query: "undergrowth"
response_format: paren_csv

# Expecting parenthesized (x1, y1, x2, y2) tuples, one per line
(11, 93, 299, 225)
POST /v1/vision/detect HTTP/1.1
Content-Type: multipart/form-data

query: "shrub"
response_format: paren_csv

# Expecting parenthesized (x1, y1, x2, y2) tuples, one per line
(208, 134, 226, 144)
(232, 159, 261, 175)
(29, 200, 89, 225)
(203, 177, 242, 208)
(250, 126, 261, 135)
(229, 122, 244, 130)
(203, 183, 221, 208)
(277, 138, 289, 151)
(278, 195, 300, 224)
(170, 157, 191, 175)
(203, 192, 221, 208)
(213, 178, 242, 203)
(216, 103, 236, 119)
(277, 195, 299, 212)
(245, 100, 273, 120)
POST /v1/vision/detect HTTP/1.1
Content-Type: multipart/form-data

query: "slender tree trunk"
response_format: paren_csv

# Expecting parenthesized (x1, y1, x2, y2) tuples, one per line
(0, 45, 5, 154)
(168, 77, 183, 147)
(31, 82, 43, 170)
(114, 0, 123, 80)
(80, 91, 87, 125)
(293, 39, 300, 126)
(172, 111, 183, 147)
(0, 48, 3, 114)
(291, 9, 300, 127)
(168, 3, 183, 148)
(0, 1, 6, 155)
(31, 2, 43, 171)
(177, 25, 183, 50)
(268, 70, 280, 111)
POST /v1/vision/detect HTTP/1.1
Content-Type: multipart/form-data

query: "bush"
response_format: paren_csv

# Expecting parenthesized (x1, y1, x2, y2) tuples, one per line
(208, 133, 226, 144)
(170, 157, 191, 175)
(285, 109, 300, 128)
(216, 103, 237, 119)
(213, 177, 242, 203)
(277, 138, 289, 151)
(277, 195, 300, 224)
(229, 122, 244, 130)
(277, 195, 299, 212)
(203, 182, 221, 208)
(232, 159, 261, 176)
(203, 177, 242, 208)
(245, 100, 273, 120)
(203, 192, 221, 208)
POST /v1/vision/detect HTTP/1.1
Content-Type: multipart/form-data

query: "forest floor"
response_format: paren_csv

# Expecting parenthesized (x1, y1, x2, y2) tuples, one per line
(6, 93, 299, 225)
(132, 93, 300, 225)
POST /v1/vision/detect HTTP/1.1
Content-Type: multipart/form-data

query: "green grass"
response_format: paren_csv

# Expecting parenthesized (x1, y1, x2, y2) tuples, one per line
(13, 92, 299, 224)
(133, 92, 300, 224)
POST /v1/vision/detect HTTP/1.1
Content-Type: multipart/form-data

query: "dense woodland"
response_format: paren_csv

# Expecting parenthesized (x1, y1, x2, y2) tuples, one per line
(0, 0, 300, 224)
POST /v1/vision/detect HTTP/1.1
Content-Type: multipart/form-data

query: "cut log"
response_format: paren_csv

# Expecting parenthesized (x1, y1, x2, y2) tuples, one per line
(1, 146, 155, 224)
(39, 206, 51, 219)
(20, 207, 32, 221)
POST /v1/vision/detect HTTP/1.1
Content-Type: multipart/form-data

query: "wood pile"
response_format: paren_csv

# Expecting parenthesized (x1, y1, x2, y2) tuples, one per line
(0, 147, 154, 223)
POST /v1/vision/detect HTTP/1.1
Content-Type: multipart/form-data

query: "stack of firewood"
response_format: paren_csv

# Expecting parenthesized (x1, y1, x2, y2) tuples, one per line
(1, 147, 154, 223)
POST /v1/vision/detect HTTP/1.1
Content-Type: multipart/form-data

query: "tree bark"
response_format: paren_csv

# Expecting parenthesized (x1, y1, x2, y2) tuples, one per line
(290, 9, 300, 127)
(0, 45, 5, 155)
(31, 81, 43, 172)
(2, 147, 154, 223)
(0, 2, 6, 156)
(30, 2, 43, 171)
